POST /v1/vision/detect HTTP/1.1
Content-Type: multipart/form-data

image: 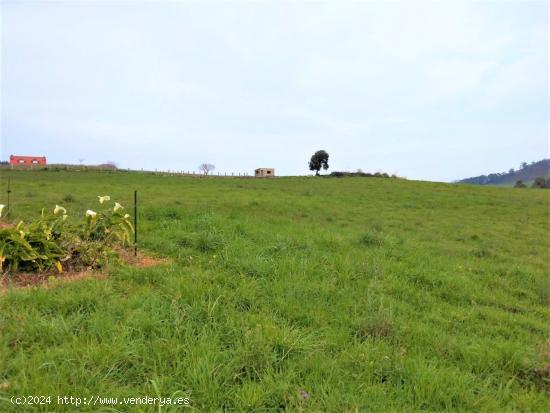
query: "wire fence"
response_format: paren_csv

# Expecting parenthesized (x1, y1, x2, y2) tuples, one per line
(0, 164, 257, 178)
(148, 170, 254, 177)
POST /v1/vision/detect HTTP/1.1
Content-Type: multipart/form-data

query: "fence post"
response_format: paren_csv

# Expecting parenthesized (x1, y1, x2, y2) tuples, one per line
(134, 190, 138, 256)
(6, 176, 11, 217)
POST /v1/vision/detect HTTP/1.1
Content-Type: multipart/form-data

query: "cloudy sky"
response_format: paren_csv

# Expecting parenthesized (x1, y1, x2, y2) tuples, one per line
(1, 0, 548, 181)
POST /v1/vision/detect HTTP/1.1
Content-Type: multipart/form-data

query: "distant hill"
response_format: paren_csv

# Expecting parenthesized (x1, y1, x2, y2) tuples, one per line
(458, 159, 550, 186)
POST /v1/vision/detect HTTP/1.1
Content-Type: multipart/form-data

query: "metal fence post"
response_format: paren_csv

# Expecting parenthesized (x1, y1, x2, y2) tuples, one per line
(134, 190, 138, 256)
(6, 176, 11, 217)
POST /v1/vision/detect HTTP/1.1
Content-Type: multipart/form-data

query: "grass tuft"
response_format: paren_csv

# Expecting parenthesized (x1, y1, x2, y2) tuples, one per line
(62, 193, 75, 203)
(359, 230, 385, 247)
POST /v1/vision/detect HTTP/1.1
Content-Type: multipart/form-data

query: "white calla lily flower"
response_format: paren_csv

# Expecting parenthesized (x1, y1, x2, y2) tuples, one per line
(124, 213, 130, 219)
(98, 195, 111, 204)
(54, 205, 67, 215)
(0, 204, 5, 218)
(86, 209, 97, 218)
(114, 202, 124, 212)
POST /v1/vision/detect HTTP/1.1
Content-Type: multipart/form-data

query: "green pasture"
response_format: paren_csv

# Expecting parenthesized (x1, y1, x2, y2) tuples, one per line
(0, 170, 548, 412)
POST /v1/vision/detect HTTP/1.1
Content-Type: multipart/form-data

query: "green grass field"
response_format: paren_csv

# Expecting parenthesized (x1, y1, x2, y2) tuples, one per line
(1, 170, 549, 412)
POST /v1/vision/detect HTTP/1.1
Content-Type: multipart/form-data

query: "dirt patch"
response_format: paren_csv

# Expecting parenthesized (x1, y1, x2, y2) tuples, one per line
(0, 219, 14, 229)
(0, 269, 106, 292)
(1, 248, 168, 292)
(116, 248, 169, 267)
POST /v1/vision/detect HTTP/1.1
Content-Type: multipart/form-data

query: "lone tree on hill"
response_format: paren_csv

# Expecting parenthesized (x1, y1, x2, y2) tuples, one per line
(309, 150, 329, 176)
(199, 163, 215, 176)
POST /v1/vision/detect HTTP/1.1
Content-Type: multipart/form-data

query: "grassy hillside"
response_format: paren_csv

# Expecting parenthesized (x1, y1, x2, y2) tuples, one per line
(1, 170, 549, 412)
(459, 159, 550, 186)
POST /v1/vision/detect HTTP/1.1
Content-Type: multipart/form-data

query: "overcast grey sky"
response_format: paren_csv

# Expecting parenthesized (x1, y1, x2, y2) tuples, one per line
(1, 0, 548, 181)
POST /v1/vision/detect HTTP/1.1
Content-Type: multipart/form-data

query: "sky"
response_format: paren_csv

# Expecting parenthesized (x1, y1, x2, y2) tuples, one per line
(1, 0, 548, 181)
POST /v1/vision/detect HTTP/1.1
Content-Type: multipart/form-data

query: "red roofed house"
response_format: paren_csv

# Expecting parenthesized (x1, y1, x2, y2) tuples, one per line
(10, 155, 47, 166)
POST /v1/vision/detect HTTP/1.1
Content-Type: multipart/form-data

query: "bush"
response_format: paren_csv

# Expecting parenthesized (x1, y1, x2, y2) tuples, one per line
(0, 218, 66, 272)
(532, 177, 550, 189)
(0, 197, 133, 274)
(328, 171, 402, 179)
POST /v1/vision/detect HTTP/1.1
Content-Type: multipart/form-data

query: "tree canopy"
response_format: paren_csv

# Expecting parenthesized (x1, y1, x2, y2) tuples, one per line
(309, 150, 329, 176)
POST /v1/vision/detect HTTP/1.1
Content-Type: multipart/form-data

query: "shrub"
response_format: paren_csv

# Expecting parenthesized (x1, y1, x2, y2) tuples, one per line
(0, 196, 133, 274)
(532, 177, 550, 189)
(328, 171, 401, 179)
(514, 180, 527, 188)
(0, 218, 66, 272)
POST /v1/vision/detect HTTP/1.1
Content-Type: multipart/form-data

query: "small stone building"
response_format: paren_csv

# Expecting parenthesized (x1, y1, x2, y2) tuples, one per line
(255, 168, 275, 177)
